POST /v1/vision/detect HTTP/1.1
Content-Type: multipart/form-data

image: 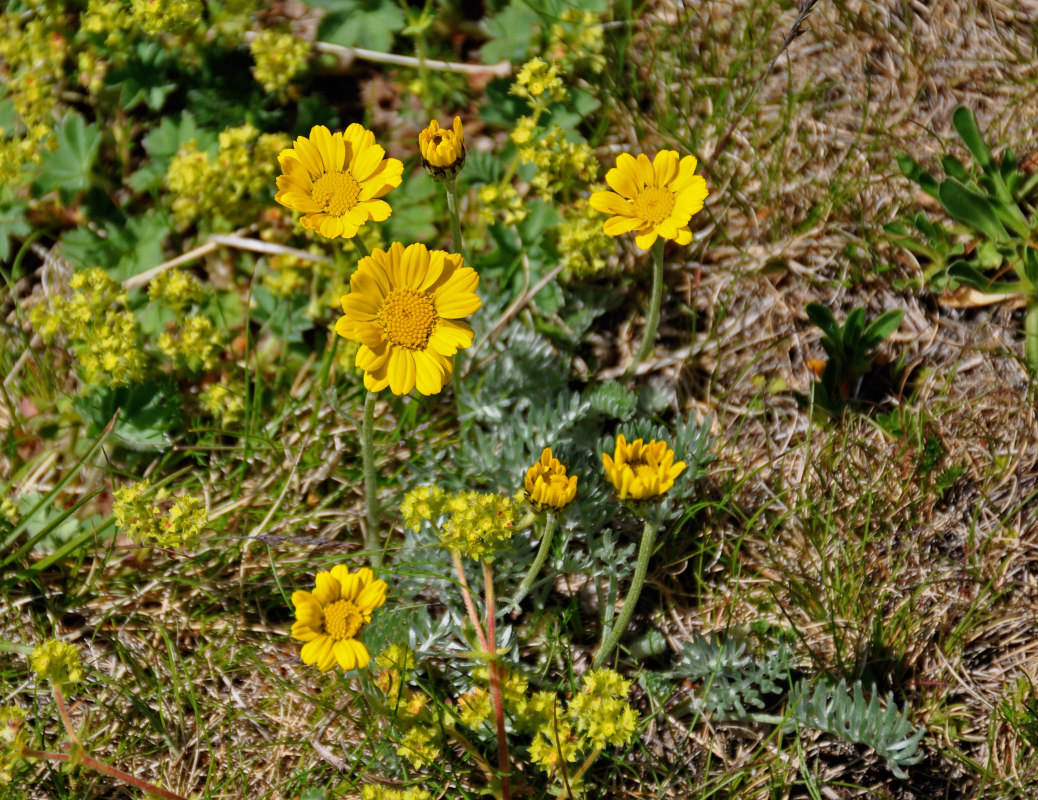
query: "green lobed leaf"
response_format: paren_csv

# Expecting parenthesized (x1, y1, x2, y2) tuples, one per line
(34, 113, 102, 201)
(314, 0, 406, 53)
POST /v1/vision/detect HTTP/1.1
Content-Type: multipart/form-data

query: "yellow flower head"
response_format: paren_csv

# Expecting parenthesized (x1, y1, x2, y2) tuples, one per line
(602, 433, 686, 501)
(275, 124, 403, 240)
(30, 639, 83, 687)
(334, 242, 481, 395)
(524, 447, 578, 510)
(418, 116, 465, 178)
(291, 565, 387, 672)
(589, 151, 708, 250)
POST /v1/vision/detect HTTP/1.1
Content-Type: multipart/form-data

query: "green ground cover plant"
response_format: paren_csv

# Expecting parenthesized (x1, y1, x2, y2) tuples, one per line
(3, 0, 1038, 798)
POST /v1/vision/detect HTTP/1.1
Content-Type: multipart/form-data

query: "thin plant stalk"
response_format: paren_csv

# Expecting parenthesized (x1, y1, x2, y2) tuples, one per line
(592, 518, 658, 668)
(1026, 296, 1038, 371)
(623, 238, 664, 380)
(21, 749, 189, 800)
(53, 686, 80, 745)
(452, 550, 489, 651)
(509, 511, 557, 609)
(361, 391, 380, 567)
(482, 558, 512, 800)
(444, 175, 465, 256)
(353, 235, 371, 259)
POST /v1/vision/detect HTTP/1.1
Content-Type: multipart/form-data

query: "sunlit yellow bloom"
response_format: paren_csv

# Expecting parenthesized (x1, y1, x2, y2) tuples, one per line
(589, 151, 708, 250)
(291, 565, 387, 672)
(418, 116, 465, 176)
(524, 447, 578, 510)
(275, 124, 403, 240)
(334, 242, 481, 395)
(602, 433, 686, 501)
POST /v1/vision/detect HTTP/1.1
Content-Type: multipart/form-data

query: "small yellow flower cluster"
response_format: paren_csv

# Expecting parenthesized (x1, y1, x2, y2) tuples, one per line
(30, 639, 83, 688)
(437, 492, 521, 561)
(158, 314, 223, 372)
(0, 2, 66, 182)
(548, 9, 607, 73)
(528, 669, 638, 778)
(29, 269, 148, 388)
(360, 786, 432, 800)
(558, 197, 616, 277)
(0, 705, 28, 784)
(129, 0, 204, 36)
(373, 653, 443, 766)
(510, 58, 566, 107)
(81, 0, 133, 46)
(403, 486, 520, 559)
(478, 182, 528, 226)
(200, 380, 246, 427)
(113, 481, 208, 550)
(261, 252, 311, 298)
(0, 498, 18, 525)
(148, 269, 204, 313)
(166, 124, 290, 230)
(249, 29, 311, 95)
(396, 726, 440, 769)
(519, 124, 600, 201)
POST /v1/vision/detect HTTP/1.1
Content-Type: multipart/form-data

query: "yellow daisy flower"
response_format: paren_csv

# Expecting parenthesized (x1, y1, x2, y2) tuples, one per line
(275, 124, 403, 240)
(334, 242, 481, 395)
(602, 433, 686, 501)
(589, 151, 708, 250)
(525, 447, 578, 510)
(292, 565, 387, 672)
(418, 116, 465, 177)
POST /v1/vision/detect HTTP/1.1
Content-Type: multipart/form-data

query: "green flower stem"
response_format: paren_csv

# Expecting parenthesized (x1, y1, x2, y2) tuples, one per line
(353, 235, 371, 259)
(482, 558, 512, 800)
(1026, 296, 1038, 371)
(444, 175, 465, 256)
(508, 511, 557, 609)
(21, 748, 190, 800)
(571, 747, 603, 783)
(361, 391, 380, 568)
(592, 517, 658, 669)
(623, 238, 665, 380)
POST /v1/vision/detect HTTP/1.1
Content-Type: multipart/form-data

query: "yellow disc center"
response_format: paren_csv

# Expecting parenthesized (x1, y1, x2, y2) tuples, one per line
(312, 172, 361, 217)
(628, 459, 657, 485)
(632, 187, 676, 224)
(323, 599, 364, 640)
(378, 289, 438, 350)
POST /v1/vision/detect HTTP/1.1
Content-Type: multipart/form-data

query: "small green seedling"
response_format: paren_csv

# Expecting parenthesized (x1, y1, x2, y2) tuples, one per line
(893, 106, 1038, 369)
(798, 303, 903, 417)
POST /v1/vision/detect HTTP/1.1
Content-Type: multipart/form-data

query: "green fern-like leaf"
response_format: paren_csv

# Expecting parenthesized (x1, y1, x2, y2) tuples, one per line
(786, 679, 926, 779)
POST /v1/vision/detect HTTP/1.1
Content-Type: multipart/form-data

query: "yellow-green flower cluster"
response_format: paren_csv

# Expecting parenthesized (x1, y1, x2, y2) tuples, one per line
(29, 269, 148, 387)
(165, 124, 290, 230)
(568, 668, 639, 749)
(81, 0, 134, 46)
(1, 498, 18, 525)
(478, 182, 528, 226)
(130, 0, 203, 36)
(113, 481, 208, 549)
(396, 725, 440, 769)
(437, 492, 521, 561)
(510, 58, 566, 107)
(519, 124, 599, 201)
(200, 380, 246, 427)
(400, 486, 451, 532)
(548, 9, 606, 73)
(361, 787, 432, 800)
(374, 644, 416, 704)
(149, 269, 204, 313)
(558, 198, 616, 277)
(0, 705, 28, 784)
(0, 2, 66, 182)
(249, 29, 311, 94)
(30, 639, 83, 688)
(527, 668, 638, 779)
(158, 314, 223, 372)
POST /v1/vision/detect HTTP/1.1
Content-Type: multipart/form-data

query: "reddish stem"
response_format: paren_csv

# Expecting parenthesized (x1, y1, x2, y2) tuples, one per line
(452, 550, 489, 651)
(52, 686, 80, 745)
(483, 559, 512, 800)
(21, 748, 189, 800)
